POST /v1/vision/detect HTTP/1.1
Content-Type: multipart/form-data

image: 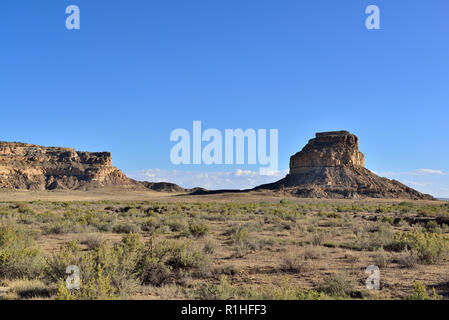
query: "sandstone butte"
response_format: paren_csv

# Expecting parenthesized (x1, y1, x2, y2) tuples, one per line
(0, 132, 435, 200)
(256, 131, 434, 200)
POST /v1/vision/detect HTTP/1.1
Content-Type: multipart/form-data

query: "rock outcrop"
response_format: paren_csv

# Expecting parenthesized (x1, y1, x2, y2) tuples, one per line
(289, 131, 365, 173)
(0, 142, 182, 192)
(256, 131, 434, 200)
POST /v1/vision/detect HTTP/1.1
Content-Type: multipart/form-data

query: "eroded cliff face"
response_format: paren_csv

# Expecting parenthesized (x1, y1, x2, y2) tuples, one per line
(290, 131, 365, 173)
(256, 131, 434, 200)
(0, 142, 138, 190)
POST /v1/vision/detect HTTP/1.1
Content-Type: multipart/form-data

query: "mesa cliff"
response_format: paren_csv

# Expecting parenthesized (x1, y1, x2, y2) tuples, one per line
(0, 142, 183, 192)
(256, 131, 434, 200)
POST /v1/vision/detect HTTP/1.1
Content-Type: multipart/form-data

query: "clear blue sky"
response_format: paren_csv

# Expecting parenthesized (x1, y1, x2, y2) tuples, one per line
(1, 1, 448, 196)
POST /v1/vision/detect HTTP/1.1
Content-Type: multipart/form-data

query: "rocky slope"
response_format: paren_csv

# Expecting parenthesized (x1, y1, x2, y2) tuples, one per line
(256, 131, 434, 200)
(0, 142, 183, 192)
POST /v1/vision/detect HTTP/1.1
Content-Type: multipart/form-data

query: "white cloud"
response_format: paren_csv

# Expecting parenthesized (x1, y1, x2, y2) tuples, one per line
(127, 169, 288, 190)
(410, 169, 444, 175)
(377, 171, 399, 177)
(404, 181, 431, 187)
(377, 168, 445, 177)
(375, 168, 448, 197)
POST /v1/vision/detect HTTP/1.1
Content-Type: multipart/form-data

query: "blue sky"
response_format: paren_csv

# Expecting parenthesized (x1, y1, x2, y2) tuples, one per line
(1, 1, 448, 196)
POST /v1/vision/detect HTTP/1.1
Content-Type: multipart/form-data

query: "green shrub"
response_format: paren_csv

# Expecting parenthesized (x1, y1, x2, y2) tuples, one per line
(47, 235, 143, 299)
(373, 250, 389, 268)
(136, 239, 207, 286)
(319, 273, 356, 298)
(425, 220, 441, 233)
(386, 231, 449, 264)
(162, 241, 206, 270)
(226, 226, 262, 257)
(189, 221, 209, 238)
(280, 199, 292, 205)
(203, 239, 217, 255)
(0, 210, 11, 217)
(139, 256, 172, 286)
(80, 233, 105, 250)
(44, 240, 84, 284)
(381, 216, 394, 225)
(195, 275, 238, 300)
(227, 226, 250, 243)
(165, 217, 188, 232)
(375, 206, 389, 214)
(55, 264, 119, 300)
(280, 253, 311, 273)
(44, 221, 79, 234)
(15, 203, 35, 214)
(312, 233, 324, 246)
(141, 217, 161, 232)
(398, 249, 419, 268)
(406, 281, 441, 300)
(249, 278, 328, 300)
(112, 223, 139, 234)
(94, 234, 142, 297)
(303, 246, 324, 260)
(0, 225, 44, 279)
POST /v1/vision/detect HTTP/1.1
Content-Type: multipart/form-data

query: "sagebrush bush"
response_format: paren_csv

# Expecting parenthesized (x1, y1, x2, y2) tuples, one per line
(280, 253, 311, 273)
(225, 225, 260, 257)
(195, 275, 238, 300)
(425, 220, 441, 234)
(165, 216, 188, 232)
(112, 223, 139, 234)
(95, 234, 142, 297)
(80, 233, 105, 250)
(303, 246, 324, 260)
(44, 240, 85, 284)
(203, 239, 217, 255)
(373, 250, 389, 268)
(319, 273, 356, 298)
(55, 264, 119, 300)
(14, 203, 35, 214)
(386, 231, 449, 264)
(44, 221, 73, 235)
(47, 234, 143, 299)
(137, 239, 207, 286)
(0, 225, 44, 279)
(249, 278, 328, 300)
(398, 249, 419, 268)
(141, 217, 161, 232)
(407, 281, 441, 300)
(311, 233, 324, 246)
(188, 221, 209, 238)
(138, 256, 172, 286)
